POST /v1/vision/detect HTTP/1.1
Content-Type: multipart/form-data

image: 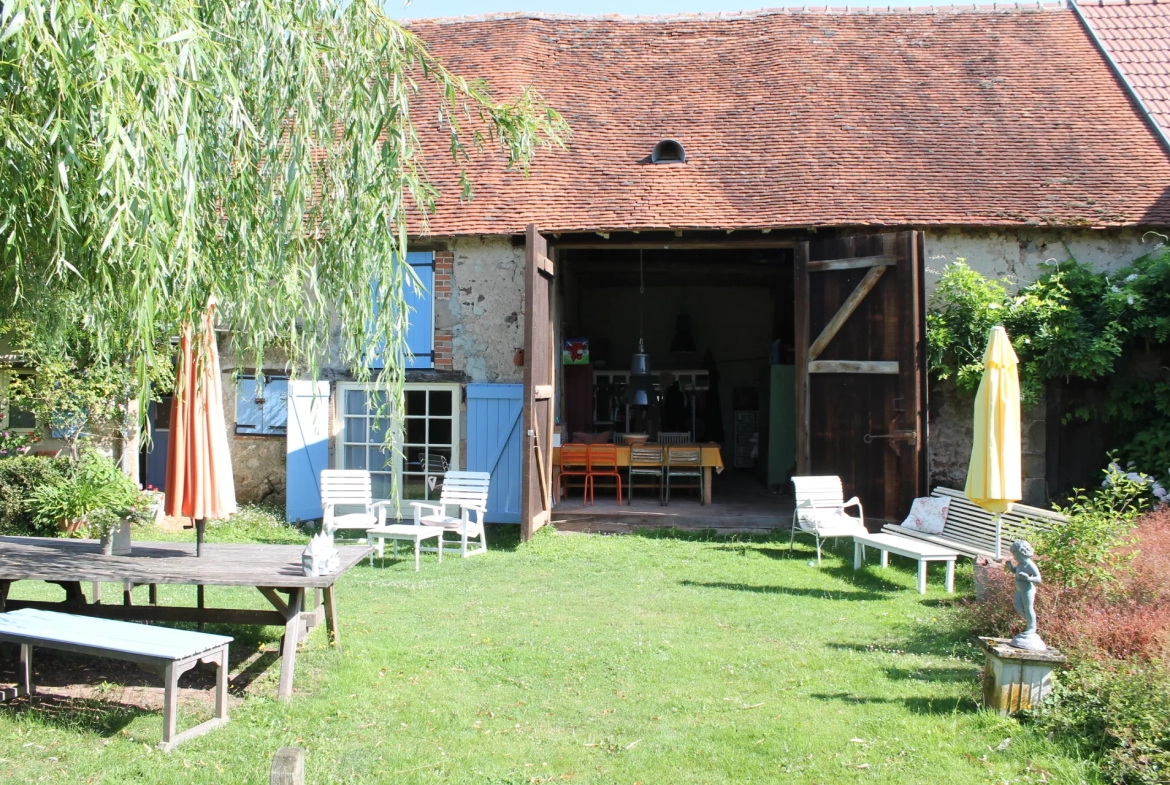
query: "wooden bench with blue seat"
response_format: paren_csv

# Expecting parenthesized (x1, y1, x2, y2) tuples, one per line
(0, 609, 231, 751)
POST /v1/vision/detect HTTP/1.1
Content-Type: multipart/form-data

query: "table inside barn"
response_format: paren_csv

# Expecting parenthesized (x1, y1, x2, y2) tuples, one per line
(0, 537, 371, 700)
(552, 444, 725, 505)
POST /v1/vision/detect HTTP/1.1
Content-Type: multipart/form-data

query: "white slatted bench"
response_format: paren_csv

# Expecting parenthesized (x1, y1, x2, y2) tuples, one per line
(0, 609, 231, 751)
(881, 486, 1068, 559)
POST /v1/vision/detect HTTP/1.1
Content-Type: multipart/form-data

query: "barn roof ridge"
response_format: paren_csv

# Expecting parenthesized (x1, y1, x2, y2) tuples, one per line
(407, 3, 1068, 24)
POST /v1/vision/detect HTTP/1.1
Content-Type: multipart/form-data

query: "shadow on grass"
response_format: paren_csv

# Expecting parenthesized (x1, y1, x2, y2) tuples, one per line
(1, 693, 150, 736)
(679, 580, 887, 602)
(884, 664, 981, 684)
(811, 691, 979, 715)
(632, 527, 789, 544)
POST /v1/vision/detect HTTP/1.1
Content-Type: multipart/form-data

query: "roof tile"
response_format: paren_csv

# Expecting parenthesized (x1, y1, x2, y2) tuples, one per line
(403, 7, 1170, 233)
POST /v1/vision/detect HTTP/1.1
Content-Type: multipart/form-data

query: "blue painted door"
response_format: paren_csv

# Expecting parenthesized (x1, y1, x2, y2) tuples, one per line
(143, 397, 171, 492)
(466, 384, 523, 524)
(286, 380, 331, 523)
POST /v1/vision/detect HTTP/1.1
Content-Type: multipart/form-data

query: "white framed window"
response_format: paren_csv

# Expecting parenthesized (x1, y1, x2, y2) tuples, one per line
(0, 372, 38, 432)
(336, 382, 459, 503)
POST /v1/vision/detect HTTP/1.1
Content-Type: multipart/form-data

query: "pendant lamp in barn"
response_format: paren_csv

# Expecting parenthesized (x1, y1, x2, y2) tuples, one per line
(627, 251, 655, 405)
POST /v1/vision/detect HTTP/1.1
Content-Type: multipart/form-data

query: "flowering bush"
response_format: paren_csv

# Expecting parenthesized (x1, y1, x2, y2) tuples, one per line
(0, 429, 39, 458)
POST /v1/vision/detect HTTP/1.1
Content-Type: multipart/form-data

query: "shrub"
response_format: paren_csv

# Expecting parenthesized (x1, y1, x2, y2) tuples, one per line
(1037, 464, 1152, 592)
(0, 455, 70, 536)
(966, 508, 1170, 661)
(1026, 660, 1170, 785)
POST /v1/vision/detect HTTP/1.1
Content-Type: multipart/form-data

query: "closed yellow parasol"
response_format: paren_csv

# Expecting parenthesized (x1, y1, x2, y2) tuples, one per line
(964, 325, 1022, 558)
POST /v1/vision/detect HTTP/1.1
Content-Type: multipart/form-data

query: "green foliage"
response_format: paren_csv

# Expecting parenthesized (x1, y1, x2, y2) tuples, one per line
(0, 428, 39, 457)
(1037, 464, 1152, 591)
(0, 0, 568, 442)
(1027, 660, 1170, 785)
(0, 455, 69, 535)
(927, 250, 1170, 481)
(28, 449, 139, 531)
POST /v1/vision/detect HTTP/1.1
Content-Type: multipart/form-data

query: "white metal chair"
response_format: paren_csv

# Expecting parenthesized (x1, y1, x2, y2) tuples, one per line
(320, 470, 391, 540)
(789, 475, 866, 564)
(657, 432, 691, 445)
(411, 471, 492, 557)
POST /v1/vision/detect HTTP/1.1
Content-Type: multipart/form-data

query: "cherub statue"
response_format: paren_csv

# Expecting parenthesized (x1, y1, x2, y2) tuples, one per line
(1004, 539, 1046, 651)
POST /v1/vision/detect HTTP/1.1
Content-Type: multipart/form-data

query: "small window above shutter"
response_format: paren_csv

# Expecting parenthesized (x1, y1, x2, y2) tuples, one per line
(405, 252, 435, 370)
(235, 377, 261, 433)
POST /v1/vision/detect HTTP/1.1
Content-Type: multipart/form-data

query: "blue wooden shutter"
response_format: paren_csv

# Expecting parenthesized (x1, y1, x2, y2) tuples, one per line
(466, 384, 523, 523)
(370, 251, 434, 370)
(263, 377, 289, 434)
(404, 252, 434, 369)
(285, 380, 331, 522)
(236, 377, 261, 433)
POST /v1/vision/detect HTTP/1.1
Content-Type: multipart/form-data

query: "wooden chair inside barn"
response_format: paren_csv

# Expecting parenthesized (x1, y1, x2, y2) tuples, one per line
(627, 444, 665, 505)
(789, 475, 866, 564)
(585, 444, 623, 505)
(664, 445, 703, 505)
(558, 443, 590, 503)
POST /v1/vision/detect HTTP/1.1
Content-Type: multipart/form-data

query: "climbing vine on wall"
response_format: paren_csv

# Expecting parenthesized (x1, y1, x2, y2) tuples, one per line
(926, 245, 1170, 484)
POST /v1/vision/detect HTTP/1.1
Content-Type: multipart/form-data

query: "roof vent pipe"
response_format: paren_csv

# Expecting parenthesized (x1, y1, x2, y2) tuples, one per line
(651, 139, 686, 164)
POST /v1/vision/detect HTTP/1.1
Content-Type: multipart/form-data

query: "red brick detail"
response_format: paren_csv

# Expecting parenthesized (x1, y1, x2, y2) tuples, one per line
(433, 251, 454, 300)
(402, 9, 1170, 232)
(433, 329, 454, 369)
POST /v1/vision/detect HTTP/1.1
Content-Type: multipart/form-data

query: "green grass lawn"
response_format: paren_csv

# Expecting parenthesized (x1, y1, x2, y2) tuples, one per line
(0, 518, 1098, 784)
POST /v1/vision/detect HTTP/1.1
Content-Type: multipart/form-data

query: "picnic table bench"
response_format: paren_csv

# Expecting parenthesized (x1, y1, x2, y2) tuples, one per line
(852, 531, 958, 594)
(0, 537, 371, 700)
(0, 609, 230, 751)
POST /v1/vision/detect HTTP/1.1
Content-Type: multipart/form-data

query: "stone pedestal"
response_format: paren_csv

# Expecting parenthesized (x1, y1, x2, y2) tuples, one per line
(977, 637, 1066, 715)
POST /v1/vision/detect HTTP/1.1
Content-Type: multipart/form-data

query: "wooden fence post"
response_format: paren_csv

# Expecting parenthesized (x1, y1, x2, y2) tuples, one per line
(270, 746, 305, 785)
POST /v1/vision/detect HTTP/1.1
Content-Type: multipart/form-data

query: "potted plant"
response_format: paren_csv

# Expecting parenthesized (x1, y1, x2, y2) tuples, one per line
(29, 449, 140, 538)
(87, 508, 124, 555)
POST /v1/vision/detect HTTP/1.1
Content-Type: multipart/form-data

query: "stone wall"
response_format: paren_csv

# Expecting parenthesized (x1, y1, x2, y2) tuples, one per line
(439, 236, 526, 383)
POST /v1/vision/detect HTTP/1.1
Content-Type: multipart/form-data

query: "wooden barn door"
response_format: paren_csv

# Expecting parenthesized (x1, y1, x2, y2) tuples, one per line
(521, 225, 556, 540)
(794, 232, 924, 523)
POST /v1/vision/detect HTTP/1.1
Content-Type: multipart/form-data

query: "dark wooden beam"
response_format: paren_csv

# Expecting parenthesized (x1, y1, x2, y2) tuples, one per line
(794, 243, 811, 475)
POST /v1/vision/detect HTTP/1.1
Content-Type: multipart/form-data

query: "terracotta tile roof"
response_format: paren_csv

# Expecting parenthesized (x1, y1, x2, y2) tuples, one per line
(404, 7, 1170, 235)
(1077, 0, 1170, 133)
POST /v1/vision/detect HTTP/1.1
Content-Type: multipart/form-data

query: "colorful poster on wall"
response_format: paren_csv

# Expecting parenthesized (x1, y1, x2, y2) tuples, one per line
(562, 339, 590, 365)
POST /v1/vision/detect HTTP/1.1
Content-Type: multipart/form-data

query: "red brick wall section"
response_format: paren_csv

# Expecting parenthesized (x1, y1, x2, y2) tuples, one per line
(433, 250, 454, 369)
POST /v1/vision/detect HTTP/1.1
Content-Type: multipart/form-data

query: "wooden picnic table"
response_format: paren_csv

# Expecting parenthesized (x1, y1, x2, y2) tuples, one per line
(552, 443, 725, 505)
(0, 537, 371, 700)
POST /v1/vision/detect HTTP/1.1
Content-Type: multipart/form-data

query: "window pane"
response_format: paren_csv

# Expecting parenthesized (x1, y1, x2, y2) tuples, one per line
(429, 417, 452, 446)
(345, 389, 367, 415)
(344, 416, 366, 444)
(344, 445, 366, 470)
(371, 473, 393, 501)
(429, 389, 452, 416)
(405, 417, 425, 445)
(373, 447, 394, 472)
(405, 389, 426, 416)
(9, 406, 36, 430)
(369, 416, 389, 446)
(402, 474, 428, 502)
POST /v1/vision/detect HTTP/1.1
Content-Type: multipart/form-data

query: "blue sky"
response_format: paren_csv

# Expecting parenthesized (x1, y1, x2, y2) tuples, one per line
(386, 0, 819, 21)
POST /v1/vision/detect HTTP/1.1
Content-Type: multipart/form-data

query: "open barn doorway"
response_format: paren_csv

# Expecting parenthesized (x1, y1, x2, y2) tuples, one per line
(550, 244, 797, 531)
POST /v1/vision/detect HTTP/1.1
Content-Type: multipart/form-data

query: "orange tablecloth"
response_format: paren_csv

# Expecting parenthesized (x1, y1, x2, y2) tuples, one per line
(552, 443, 724, 473)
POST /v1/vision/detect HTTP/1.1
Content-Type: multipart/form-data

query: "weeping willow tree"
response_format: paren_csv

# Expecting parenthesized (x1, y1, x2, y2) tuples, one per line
(0, 0, 567, 422)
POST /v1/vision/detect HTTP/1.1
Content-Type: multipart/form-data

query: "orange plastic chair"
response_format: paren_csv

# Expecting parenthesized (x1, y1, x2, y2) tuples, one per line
(559, 443, 590, 503)
(585, 443, 623, 505)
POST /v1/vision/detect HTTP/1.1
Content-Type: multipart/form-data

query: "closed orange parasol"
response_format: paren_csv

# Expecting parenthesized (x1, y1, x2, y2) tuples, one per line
(165, 296, 237, 555)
